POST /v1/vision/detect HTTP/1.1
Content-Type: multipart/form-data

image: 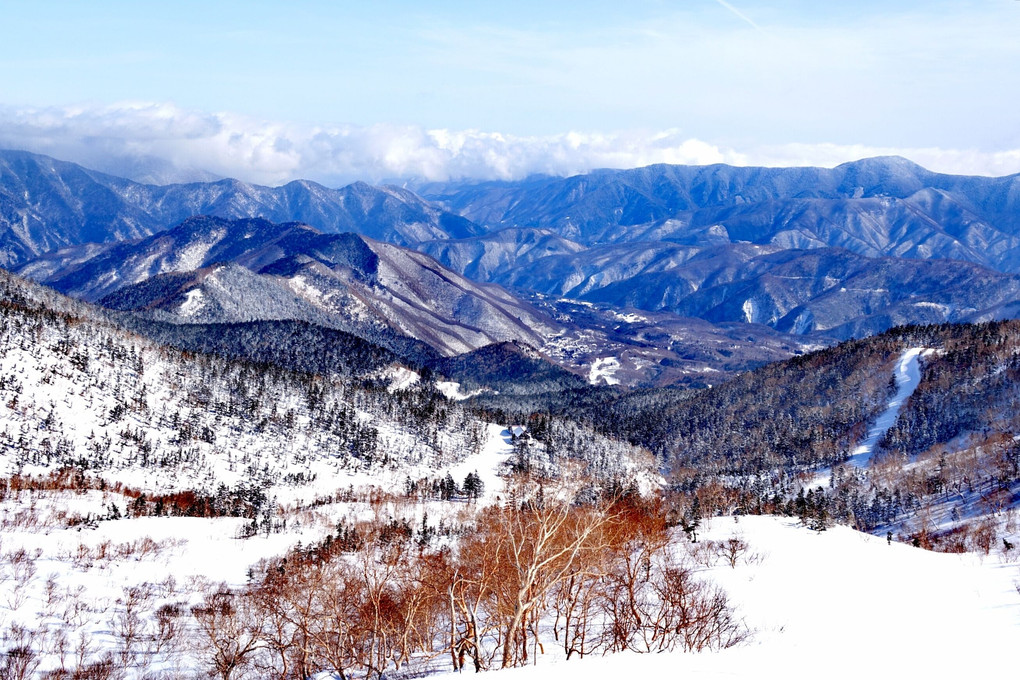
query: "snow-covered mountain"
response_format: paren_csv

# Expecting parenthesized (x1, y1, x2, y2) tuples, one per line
(0, 268, 483, 495)
(0, 149, 483, 267)
(8, 149, 1020, 378)
(417, 227, 587, 282)
(17, 215, 817, 386)
(419, 156, 1020, 271)
(426, 238, 1020, 339)
(17, 216, 560, 357)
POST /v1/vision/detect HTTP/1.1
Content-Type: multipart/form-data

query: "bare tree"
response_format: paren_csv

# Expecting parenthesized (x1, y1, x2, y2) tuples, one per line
(192, 587, 265, 680)
(479, 481, 624, 668)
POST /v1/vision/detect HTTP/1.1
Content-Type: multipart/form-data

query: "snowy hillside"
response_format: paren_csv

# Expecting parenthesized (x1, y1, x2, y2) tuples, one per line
(0, 270, 650, 498)
(426, 515, 1020, 679)
(0, 280, 482, 499)
(0, 269, 1016, 679)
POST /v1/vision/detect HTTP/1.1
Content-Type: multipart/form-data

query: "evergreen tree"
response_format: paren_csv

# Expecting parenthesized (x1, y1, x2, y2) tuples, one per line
(681, 496, 702, 542)
(463, 471, 484, 500)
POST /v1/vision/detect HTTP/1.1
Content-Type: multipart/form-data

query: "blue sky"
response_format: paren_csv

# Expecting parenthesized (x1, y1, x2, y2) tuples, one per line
(1, 1, 1017, 184)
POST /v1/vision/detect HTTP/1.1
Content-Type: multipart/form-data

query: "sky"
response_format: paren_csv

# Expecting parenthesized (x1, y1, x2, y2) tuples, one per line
(0, 0, 1018, 185)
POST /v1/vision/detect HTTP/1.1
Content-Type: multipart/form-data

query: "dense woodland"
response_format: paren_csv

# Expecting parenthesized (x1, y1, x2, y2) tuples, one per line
(555, 337, 899, 474)
(881, 322, 1020, 457)
(554, 322, 1020, 474)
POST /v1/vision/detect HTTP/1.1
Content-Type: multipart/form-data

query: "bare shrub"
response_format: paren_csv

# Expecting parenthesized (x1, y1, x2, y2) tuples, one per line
(653, 560, 748, 652)
(690, 540, 720, 568)
(41, 653, 116, 680)
(111, 584, 154, 671)
(1, 549, 37, 610)
(61, 586, 89, 629)
(602, 549, 747, 654)
(152, 603, 184, 657)
(970, 518, 997, 556)
(717, 537, 749, 569)
(1, 624, 43, 680)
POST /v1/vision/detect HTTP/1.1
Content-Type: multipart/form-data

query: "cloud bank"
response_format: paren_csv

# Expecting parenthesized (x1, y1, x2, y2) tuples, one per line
(1, 102, 1017, 187)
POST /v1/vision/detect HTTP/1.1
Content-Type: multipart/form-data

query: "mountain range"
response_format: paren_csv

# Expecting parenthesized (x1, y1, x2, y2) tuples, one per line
(18, 215, 558, 356)
(4, 148, 1020, 388)
(17, 213, 805, 388)
(417, 157, 1020, 271)
(0, 149, 481, 268)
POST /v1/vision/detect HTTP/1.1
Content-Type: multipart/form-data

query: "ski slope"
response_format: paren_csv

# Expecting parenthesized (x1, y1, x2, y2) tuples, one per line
(846, 347, 933, 468)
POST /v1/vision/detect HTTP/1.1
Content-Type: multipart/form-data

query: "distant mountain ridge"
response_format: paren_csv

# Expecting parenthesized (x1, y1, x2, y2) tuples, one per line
(457, 241, 1020, 339)
(7, 148, 1020, 274)
(0, 149, 483, 267)
(6, 149, 1020, 375)
(410, 159, 1020, 337)
(418, 157, 1020, 272)
(16, 214, 814, 388)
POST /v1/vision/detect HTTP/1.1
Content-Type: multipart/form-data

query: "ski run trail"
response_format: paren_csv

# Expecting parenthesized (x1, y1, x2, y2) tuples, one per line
(806, 347, 932, 488)
(846, 347, 934, 469)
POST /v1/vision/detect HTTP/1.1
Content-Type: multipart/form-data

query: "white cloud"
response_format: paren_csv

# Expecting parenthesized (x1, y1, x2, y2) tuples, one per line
(0, 102, 1017, 187)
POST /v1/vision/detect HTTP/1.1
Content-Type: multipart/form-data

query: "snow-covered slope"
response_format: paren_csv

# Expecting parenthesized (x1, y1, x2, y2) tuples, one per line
(2, 509, 1013, 679)
(420, 515, 1019, 679)
(0, 271, 486, 498)
(0, 268, 651, 495)
(18, 216, 564, 357)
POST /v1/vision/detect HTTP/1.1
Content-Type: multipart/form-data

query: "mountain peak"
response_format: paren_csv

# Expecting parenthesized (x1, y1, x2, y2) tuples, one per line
(838, 155, 925, 170)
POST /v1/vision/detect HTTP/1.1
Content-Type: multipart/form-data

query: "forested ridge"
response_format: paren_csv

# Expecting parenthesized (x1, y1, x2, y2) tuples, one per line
(561, 323, 1017, 475)
(0, 269, 648, 495)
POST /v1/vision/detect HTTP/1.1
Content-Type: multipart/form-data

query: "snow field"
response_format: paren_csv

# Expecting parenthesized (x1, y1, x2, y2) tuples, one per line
(587, 357, 621, 386)
(444, 424, 515, 502)
(0, 424, 517, 676)
(2, 470, 1017, 677)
